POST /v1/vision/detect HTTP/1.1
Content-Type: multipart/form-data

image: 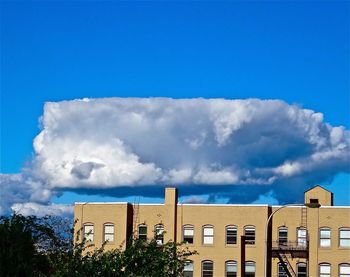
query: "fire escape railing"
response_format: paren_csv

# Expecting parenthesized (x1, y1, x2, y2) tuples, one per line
(271, 240, 308, 251)
(271, 241, 309, 277)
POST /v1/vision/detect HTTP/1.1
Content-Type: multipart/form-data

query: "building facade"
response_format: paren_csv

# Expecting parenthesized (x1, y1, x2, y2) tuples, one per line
(74, 186, 350, 277)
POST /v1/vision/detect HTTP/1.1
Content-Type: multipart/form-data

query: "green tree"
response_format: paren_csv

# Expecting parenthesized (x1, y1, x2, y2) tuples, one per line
(0, 214, 197, 277)
(53, 231, 196, 277)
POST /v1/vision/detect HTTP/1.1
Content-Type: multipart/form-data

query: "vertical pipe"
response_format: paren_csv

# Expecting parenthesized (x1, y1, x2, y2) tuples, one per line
(241, 235, 246, 277)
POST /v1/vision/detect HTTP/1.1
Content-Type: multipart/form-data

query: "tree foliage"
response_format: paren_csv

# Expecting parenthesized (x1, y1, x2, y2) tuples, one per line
(0, 214, 196, 277)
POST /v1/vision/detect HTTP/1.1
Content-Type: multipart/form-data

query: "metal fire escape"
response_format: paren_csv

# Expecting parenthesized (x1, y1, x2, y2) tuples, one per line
(271, 207, 309, 277)
(132, 197, 140, 237)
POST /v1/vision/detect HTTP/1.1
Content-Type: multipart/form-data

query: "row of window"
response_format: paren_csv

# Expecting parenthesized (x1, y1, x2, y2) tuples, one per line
(278, 262, 307, 277)
(183, 224, 256, 245)
(319, 227, 350, 247)
(84, 223, 115, 242)
(83, 223, 165, 244)
(183, 225, 350, 247)
(277, 226, 350, 248)
(183, 261, 350, 277)
(83, 223, 350, 249)
(183, 260, 255, 277)
(319, 263, 350, 277)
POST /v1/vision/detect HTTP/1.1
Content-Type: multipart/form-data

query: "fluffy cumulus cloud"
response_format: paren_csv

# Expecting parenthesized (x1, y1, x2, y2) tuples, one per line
(1, 98, 349, 215)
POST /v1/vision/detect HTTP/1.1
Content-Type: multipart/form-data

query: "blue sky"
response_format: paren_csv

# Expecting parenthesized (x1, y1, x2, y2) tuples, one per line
(1, 1, 349, 209)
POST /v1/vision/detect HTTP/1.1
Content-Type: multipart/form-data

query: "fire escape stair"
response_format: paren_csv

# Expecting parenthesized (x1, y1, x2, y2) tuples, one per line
(277, 252, 297, 277)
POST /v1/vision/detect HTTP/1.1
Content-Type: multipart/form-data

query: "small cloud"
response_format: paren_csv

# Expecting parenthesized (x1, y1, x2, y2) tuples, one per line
(182, 196, 209, 204)
(11, 203, 73, 218)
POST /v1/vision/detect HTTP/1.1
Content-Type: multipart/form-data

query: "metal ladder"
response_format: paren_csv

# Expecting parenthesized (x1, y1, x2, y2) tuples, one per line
(301, 206, 307, 229)
(132, 197, 140, 237)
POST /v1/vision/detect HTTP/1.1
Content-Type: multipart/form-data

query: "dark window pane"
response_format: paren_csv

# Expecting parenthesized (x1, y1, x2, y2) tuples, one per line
(279, 228, 288, 245)
(245, 228, 255, 244)
(184, 237, 194, 244)
(138, 225, 147, 240)
(202, 262, 213, 277)
(227, 237, 237, 244)
(226, 228, 237, 244)
(139, 226, 147, 234)
(297, 263, 307, 277)
(203, 263, 213, 270)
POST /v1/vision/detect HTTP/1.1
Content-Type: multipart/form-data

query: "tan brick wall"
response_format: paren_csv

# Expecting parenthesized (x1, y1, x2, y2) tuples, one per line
(74, 186, 350, 277)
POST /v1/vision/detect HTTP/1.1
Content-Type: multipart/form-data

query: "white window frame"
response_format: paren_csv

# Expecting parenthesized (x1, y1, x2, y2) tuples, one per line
(225, 260, 237, 277)
(339, 263, 350, 277)
(155, 224, 164, 245)
(244, 226, 255, 245)
(278, 226, 288, 245)
(183, 225, 194, 244)
(245, 261, 256, 277)
(202, 225, 214, 245)
(138, 224, 147, 240)
(297, 262, 307, 277)
(319, 263, 331, 277)
(226, 225, 237, 245)
(183, 260, 194, 277)
(202, 260, 213, 277)
(297, 227, 307, 247)
(83, 223, 94, 242)
(339, 228, 350, 248)
(319, 227, 331, 248)
(103, 223, 114, 242)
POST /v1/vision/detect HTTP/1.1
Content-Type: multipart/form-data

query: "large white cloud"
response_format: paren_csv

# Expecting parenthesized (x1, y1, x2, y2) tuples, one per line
(31, 98, 349, 187)
(1, 97, 349, 215)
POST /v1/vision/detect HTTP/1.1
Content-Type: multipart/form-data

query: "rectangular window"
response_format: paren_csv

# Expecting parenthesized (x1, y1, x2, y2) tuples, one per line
(297, 228, 307, 247)
(278, 227, 288, 246)
(184, 261, 194, 277)
(155, 225, 164, 245)
(297, 263, 307, 277)
(245, 262, 255, 277)
(319, 264, 331, 277)
(319, 228, 331, 247)
(226, 261, 237, 277)
(138, 225, 147, 240)
(340, 228, 350, 247)
(245, 226, 255, 245)
(226, 226, 237, 245)
(203, 226, 214, 245)
(278, 263, 288, 277)
(202, 261, 213, 277)
(84, 224, 94, 242)
(183, 225, 194, 244)
(340, 264, 350, 277)
(104, 224, 114, 242)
